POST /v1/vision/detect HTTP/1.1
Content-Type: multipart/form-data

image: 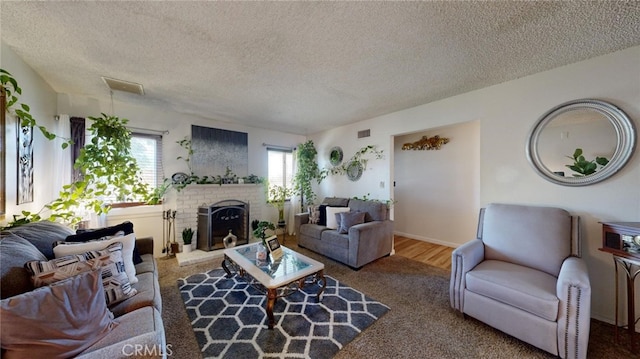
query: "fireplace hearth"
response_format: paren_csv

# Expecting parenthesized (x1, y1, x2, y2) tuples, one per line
(197, 200, 249, 251)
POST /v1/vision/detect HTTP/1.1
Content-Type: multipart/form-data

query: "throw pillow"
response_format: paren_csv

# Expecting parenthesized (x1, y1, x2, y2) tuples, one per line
(25, 242, 137, 307)
(318, 204, 328, 226)
(325, 207, 350, 230)
(53, 233, 138, 284)
(1, 221, 75, 260)
(0, 234, 47, 299)
(0, 269, 116, 358)
(338, 211, 366, 234)
(308, 205, 321, 224)
(65, 221, 143, 265)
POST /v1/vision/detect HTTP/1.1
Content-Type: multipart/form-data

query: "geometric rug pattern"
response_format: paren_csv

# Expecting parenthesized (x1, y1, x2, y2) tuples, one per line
(178, 268, 390, 359)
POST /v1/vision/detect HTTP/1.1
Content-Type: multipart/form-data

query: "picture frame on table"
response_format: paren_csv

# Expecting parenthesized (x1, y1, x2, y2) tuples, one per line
(266, 235, 283, 259)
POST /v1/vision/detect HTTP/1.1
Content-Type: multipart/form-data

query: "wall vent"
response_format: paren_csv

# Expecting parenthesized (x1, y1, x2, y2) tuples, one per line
(357, 129, 371, 138)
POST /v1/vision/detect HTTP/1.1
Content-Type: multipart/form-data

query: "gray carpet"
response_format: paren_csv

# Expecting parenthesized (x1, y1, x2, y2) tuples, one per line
(158, 245, 636, 359)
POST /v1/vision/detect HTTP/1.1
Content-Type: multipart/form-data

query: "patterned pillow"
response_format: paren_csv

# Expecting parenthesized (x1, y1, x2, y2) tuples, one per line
(308, 205, 321, 224)
(53, 233, 138, 285)
(338, 211, 366, 234)
(25, 242, 137, 307)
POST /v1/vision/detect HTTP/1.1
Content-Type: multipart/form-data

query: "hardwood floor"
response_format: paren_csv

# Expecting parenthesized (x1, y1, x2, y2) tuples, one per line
(288, 234, 454, 271)
(394, 235, 454, 271)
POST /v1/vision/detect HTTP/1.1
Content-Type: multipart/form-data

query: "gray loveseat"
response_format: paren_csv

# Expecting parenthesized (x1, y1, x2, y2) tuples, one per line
(294, 197, 394, 269)
(1, 221, 165, 358)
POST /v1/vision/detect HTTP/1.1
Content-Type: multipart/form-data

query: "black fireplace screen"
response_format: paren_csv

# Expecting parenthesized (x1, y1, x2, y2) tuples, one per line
(197, 200, 249, 251)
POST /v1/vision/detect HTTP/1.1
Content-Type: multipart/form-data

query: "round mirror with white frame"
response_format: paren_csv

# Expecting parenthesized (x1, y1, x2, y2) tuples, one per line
(526, 99, 636, 186)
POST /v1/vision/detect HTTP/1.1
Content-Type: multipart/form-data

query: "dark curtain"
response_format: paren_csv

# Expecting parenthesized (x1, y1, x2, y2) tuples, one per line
(70, 117, 85, 182)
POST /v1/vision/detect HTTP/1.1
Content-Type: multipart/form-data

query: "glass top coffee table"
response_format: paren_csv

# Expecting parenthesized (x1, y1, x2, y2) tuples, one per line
(221, 242, 326, 329)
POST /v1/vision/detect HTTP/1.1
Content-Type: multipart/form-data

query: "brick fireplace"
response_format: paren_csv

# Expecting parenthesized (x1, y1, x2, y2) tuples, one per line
(174, 184, 265, 247)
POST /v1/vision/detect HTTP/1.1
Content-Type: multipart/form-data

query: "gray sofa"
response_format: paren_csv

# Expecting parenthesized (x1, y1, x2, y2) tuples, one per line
(1, 221, 165, 358)
(294, 197, 394, 269)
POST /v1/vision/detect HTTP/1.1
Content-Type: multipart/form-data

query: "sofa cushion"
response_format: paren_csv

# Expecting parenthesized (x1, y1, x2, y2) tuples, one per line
(2, 221, 75, 260)
(326, 207, 350, 229)
(338, 211, 366, 234)
(481, 203, 571, 276)
(66, 221, 143, 265)
(79, 306, 164, 358)
(0, 234, 47, 299)
(465, 260, 559, 321)
(109, 272, 161, 317)
(320, 230, 350, 250)
(348, 199, 388, 222)
(54, 233, 139, 285)
(25, 242, 137, 307)
(135, 254, 157, 275)
(300, 223, 329, 239)
(322, 197, 350, 207)
(0, 269, 116, 358)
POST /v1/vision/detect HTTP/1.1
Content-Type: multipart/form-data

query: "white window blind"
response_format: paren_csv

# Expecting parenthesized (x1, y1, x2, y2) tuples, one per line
(267, 148, 293, 200)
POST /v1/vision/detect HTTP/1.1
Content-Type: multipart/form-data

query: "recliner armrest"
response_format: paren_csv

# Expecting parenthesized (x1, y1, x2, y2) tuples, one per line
(450, 239, 484, 312)
(556, 256, 591, 359)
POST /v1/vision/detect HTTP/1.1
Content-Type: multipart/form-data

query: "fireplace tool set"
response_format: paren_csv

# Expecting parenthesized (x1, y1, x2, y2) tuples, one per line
(162, 209, 178, 256)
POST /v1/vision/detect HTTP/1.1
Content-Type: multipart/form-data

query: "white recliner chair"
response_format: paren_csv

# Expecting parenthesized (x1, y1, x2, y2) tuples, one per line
(450, 203, 591, 359)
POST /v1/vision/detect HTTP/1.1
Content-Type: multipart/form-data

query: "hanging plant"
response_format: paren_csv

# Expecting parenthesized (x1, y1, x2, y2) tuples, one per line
(5, 114, 152, 227)
(0, 69, 72, 148)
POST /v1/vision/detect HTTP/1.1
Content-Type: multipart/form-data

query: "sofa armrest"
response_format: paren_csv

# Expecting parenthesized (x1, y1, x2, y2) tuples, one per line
(294, 213, 309, 236)
(347, 220, 394, 268)
(449, 239, 484, 312)
(556, 256, 591, 359)
(136, 236, 154, 256)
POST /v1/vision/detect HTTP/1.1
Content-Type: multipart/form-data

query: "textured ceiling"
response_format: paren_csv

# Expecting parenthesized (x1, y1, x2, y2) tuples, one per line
(1, 1, 639, 135)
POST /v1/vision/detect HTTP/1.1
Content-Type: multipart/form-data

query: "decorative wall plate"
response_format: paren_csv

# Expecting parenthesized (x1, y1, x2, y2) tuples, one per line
(346, 161, 363, 181)
(329, 146, 343, 166)
(171, 172, 188, 184)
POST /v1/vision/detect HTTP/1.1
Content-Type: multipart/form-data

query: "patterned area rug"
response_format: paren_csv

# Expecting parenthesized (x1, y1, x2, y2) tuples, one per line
(178, 268, 389, 359)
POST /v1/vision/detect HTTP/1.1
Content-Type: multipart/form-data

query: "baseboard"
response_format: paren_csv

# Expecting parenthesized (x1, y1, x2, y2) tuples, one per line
(394, 231, 460, 248)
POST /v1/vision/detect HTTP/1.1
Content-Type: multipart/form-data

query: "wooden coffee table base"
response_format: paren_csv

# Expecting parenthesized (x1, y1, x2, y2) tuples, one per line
(223, 255, 326, 329)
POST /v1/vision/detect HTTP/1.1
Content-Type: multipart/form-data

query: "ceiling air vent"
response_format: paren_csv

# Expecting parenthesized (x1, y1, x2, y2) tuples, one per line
(101, 76, 145, 95)
(357, 129, 371, 138)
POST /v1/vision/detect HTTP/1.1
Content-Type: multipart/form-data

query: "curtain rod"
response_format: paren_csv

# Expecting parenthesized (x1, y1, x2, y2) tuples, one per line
(262, 143, 294, 151)
(127, 126, 169, 135)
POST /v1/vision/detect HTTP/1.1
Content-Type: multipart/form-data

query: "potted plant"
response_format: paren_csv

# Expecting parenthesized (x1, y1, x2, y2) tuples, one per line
(182, 227, 194, 253)
(292, 140, 325, 210)
(252, 221, 276, 246)
(252, 220, 275, 261)
(268, 184, 292, 226)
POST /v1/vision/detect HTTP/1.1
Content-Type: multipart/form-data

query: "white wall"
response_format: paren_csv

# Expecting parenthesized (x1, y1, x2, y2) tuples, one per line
(393, 121, 480, 247)
(309, 46, 640, 325)
(1, 43, 61, 221)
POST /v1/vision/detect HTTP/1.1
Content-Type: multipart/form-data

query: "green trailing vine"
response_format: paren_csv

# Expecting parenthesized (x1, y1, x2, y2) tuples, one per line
(292, 140, 324, 208)
(0, 69, 72, 148)
(328, 145, 384, 176)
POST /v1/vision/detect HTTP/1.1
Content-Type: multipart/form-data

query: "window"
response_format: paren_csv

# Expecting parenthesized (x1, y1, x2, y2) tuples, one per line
(130, 133, 163, 189)
(267, 148, 293, 201)
(106, 133, 163, 205)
